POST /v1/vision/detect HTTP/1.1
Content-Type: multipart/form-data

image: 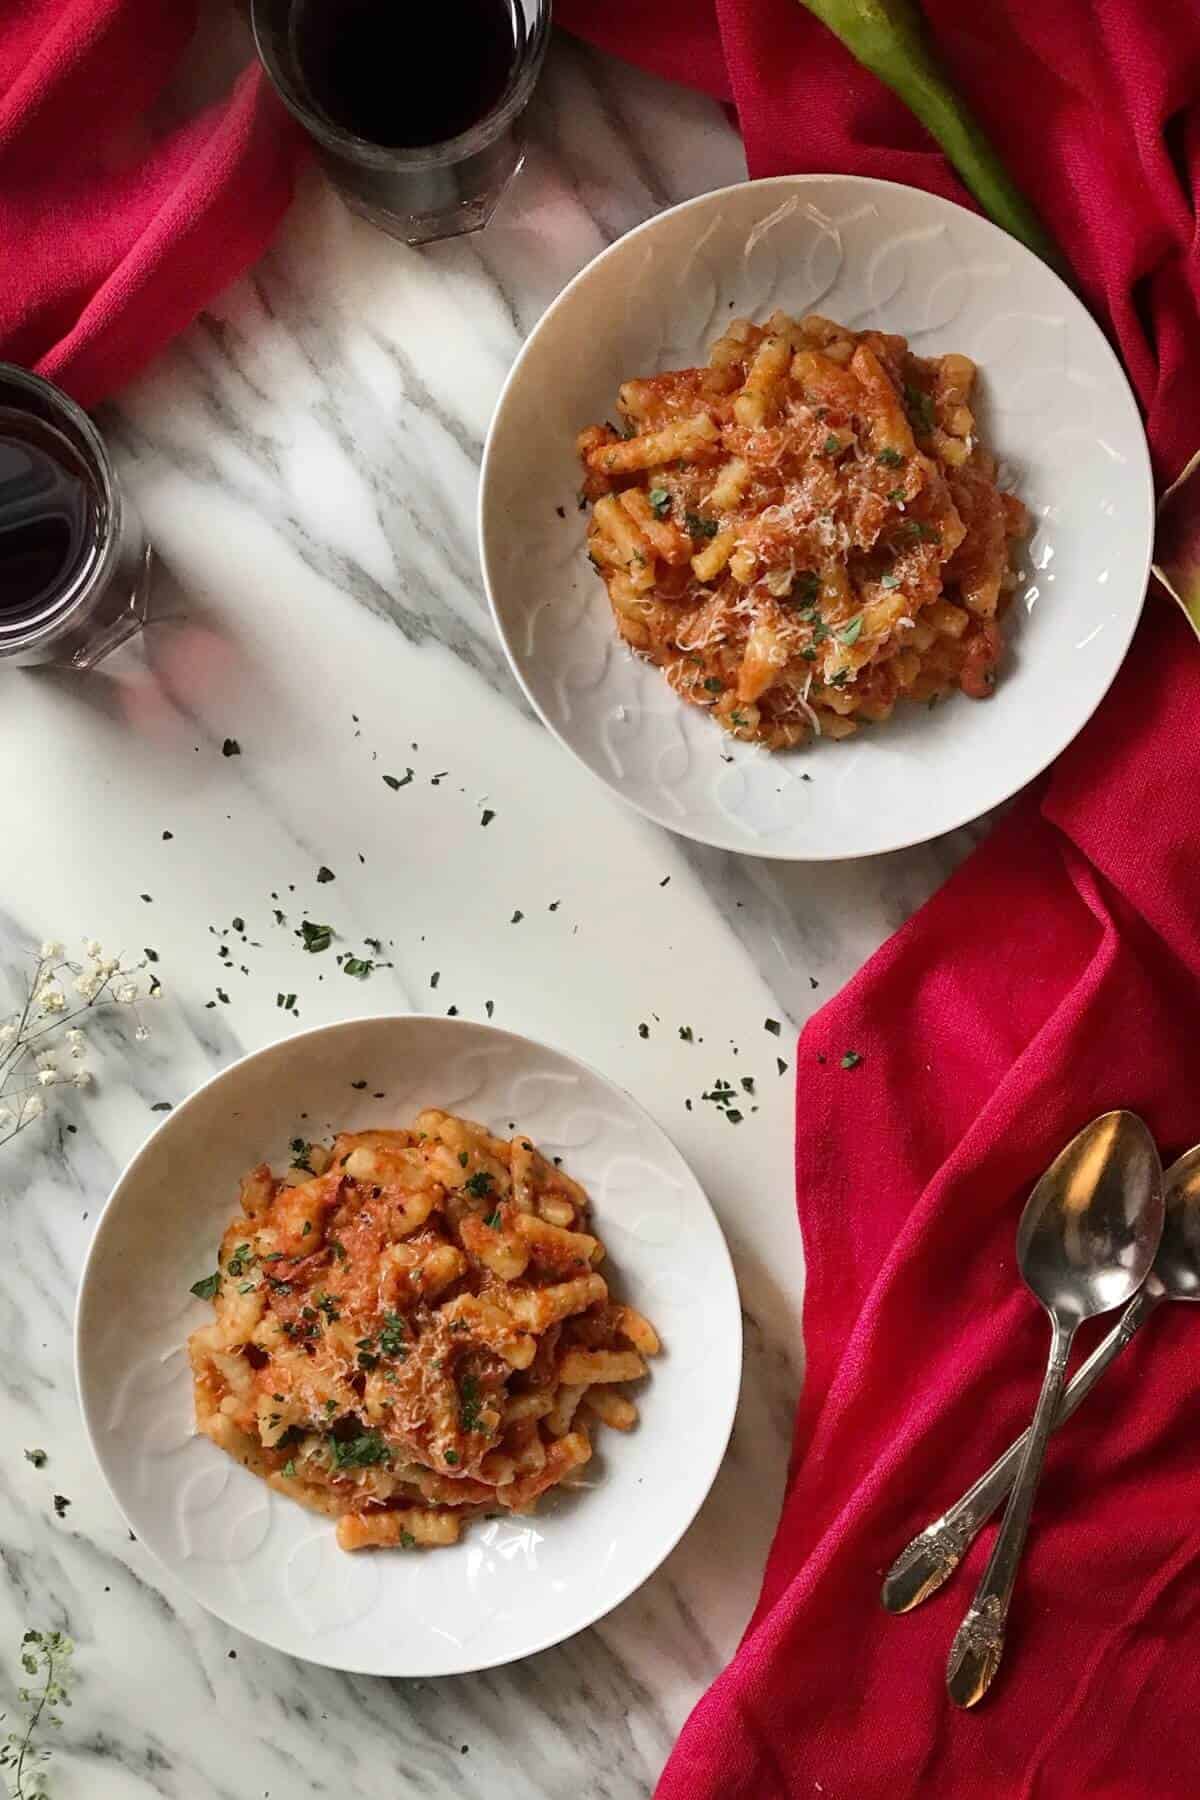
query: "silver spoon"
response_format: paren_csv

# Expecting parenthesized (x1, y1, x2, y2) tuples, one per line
(883, 1145, 1199, 1615)
(944, 1111, 1163, 1708)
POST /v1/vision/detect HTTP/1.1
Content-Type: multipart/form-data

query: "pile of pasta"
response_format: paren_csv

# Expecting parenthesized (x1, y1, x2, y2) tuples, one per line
(188, 1111, 659, 1551)
(577, 310, 1029, 750)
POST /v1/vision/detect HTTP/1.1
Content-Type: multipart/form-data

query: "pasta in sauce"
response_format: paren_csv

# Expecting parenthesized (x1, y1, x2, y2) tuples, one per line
(578, 311, 1029, 750)
(188, 1111, 659, 1551)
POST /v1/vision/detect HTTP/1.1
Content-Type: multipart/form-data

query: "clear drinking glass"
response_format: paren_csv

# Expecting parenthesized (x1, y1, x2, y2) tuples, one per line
(0, 365, 154, 671)
(251, 0, 551, 246)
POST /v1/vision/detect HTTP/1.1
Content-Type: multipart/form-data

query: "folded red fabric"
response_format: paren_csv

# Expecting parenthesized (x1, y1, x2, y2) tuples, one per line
(0, 0, 305, 408)
(558, 3, 1200, 1794)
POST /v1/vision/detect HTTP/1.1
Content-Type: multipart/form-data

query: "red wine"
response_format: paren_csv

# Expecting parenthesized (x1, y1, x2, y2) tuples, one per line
(293, 0, 519, 149)
(0, 410, 100, 622)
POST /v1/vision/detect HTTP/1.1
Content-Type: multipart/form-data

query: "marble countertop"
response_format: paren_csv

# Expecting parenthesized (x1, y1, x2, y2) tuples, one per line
(0, 28, 983, 1799)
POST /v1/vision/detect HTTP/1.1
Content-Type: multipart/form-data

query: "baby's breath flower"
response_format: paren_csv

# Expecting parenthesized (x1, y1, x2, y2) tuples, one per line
(134, 1025, 150, 1042)
(0, 1107, 11, 1129)
(65, 1027, 84, 1047)
(0, 1022, 16, 1046)
(74, 972, 101, 1000)
(115, 983, 138, 1005)
(38, 986, 66, 1014)
(73, 1070, 92, 1090)
(36, 1069, 58, 1088)
(21, 1094, 44, 1121)
(40, 940, 63, 960)
(100, 957, 120, 978)
(84, 939, 102, 958)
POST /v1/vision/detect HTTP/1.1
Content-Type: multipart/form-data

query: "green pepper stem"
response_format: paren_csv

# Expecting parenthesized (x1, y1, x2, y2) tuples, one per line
(795, 0, 1067, 276)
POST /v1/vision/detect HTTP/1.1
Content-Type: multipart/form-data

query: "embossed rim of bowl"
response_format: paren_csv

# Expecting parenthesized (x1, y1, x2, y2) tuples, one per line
(74, 1013, 742, 1676)
(478, 172, 1155, 861)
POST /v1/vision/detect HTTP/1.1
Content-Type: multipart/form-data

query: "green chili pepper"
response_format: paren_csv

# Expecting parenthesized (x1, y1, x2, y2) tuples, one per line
(794, 0, 1064, 274)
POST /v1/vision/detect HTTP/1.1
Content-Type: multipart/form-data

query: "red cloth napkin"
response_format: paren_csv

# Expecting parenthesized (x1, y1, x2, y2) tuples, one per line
(0, 0, 305, 408)
(559, 4, 1200, 1794)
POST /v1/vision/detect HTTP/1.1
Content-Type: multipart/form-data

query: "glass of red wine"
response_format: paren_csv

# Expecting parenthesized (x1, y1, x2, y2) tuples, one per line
(0, 365, 154, 670)
(251, 0, 551, 245)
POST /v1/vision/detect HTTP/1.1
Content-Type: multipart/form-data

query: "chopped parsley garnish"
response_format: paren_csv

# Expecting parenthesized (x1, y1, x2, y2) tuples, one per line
(823, 434, 842, 455)
(900, 519, 940, 543)
(903, 383, 935, 434)
(730, 711, 748, 727)
(793, 571, 820, 605)
(838, 616, 863, 646)
(300, 920, 333, 954)
(301, 1221, 312, 1236)
(881, 573, 902, 590)
(342, 957, 373, 979)
(458, 1151, 469, 1168)
(225, 1244, 255, 1278)
(876, 447, 905, 468)
(383, 770, 414, 790)
(401, 1530, 416, 1548)
(328, 1431, 390, 1470)
(330, 1240, 347, 1263)
(828, 669, 850, 687)
(444, 1449, 460, 1466)
(464, 1170, 494, 1199)
(379, 1314, 408, 1357)
(281, 1459, 296, 1478)
(190, 1271, 220, 1301)
(648, 488, 671, 519)
(887, 487, 905, 503)
(841, 1050, 864, 1070)
(703, 677, 724, 694)
(290, 1139, 313, 1170)
(484, 1210, 502, 1229)
(684, 511, 719, 539)
(459, 1375, 484, 1433)
(315, 1292, 341, 1321)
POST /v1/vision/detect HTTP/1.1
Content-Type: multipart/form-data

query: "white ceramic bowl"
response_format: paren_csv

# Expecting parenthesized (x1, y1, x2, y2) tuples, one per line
(480, 175, 1154, 859)
(76, 1016, 740, 1676)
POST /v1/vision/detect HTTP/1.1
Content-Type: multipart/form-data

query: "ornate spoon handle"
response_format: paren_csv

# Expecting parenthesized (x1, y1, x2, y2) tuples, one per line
(880, 1284, 1161, 1615)
(945, 1320, 1072, 1707)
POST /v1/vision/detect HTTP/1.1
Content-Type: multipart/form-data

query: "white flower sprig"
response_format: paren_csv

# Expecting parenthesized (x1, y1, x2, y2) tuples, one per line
(0, 939, 162, 1150)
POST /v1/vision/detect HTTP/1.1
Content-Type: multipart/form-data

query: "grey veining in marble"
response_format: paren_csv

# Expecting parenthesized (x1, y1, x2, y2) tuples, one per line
(0, 17, 983, 1799)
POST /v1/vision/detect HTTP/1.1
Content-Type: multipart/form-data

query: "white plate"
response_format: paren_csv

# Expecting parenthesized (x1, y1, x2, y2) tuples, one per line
(76, 1016, 740, 1676)
(479, 175, 1153, 860)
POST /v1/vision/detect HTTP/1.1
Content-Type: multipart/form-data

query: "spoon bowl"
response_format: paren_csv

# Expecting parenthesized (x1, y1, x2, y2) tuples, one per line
(1017, 1110, 1164, 1322)
(1154, 1146, 1200, 1300)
